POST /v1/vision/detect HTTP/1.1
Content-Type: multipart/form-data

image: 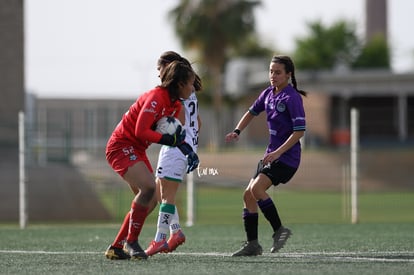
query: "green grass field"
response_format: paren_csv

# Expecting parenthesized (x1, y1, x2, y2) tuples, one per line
(101, 186, 414, 224)
(1, 186, 413, 274)
(1, 223, 413, 274)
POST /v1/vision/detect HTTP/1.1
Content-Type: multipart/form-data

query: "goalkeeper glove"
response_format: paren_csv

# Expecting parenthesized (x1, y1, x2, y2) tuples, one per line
(158, 125, 186, 146)
(178, 142, 200, 173)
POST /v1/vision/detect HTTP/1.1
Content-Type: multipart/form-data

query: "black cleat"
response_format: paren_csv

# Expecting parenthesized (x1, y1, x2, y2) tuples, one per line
(232, 240, 263, 257)
(125, 241, 148, 260)
(270, 226, 292, 253)
(105, 245, 131, 260)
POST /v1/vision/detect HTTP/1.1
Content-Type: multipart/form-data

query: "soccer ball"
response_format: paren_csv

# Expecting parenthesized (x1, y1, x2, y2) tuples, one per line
(155, 116, 182, 135)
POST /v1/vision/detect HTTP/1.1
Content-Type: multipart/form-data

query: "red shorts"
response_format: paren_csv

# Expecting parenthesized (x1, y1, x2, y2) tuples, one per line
(106, 143, 153, 177)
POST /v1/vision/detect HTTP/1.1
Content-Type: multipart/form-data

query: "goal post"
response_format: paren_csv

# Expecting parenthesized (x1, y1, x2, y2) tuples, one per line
(19, 111, 28, 229)
(185, 172, 195, 227)
(350, 108, 359, 224)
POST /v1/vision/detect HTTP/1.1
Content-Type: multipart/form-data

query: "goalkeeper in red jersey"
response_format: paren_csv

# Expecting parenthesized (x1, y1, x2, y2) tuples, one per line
(104, 60, 199, 260)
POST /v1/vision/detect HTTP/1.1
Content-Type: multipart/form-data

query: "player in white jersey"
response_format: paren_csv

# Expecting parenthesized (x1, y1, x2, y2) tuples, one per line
(145, 51, 202, 257)
(156, 92, 200, 182)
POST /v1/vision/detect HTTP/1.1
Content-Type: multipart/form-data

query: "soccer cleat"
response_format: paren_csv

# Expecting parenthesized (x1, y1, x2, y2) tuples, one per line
(145, 240, 169, 256)
(270, 226, 292, 253)
(125, 241, 148, 260)
(105, 245, 131, 260)
(167, 230, 186, 252)
(231, 240, 263, 257)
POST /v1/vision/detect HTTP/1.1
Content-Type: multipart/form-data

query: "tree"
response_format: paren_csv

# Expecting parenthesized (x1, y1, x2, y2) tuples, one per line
(293, 19, 391, 71)
(293, 20, 361, 70)
(169, 0, 261, 148)
(352, 34, 390, 69)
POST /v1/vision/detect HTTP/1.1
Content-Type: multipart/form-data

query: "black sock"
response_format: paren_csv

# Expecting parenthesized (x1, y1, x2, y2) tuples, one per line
(242, 208, 258, 242)
(257, 198, 281, 232)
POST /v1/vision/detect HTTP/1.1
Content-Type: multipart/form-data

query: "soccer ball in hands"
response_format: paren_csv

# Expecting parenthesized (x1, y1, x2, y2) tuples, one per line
(155, 116, 183, 135)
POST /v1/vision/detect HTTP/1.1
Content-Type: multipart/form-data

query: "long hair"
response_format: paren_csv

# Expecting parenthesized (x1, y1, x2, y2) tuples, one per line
(271, 55, 307, 96)
(158, 51, 202, 92)
(160, 60, 195, 101)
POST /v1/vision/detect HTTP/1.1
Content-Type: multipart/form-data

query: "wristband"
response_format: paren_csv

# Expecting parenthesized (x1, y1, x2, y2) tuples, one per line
(233, 129, 241, 135)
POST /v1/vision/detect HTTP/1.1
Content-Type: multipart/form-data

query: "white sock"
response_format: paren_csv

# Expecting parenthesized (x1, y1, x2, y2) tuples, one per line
(154, 203, 175, 242)
(170, 206, 181, 234)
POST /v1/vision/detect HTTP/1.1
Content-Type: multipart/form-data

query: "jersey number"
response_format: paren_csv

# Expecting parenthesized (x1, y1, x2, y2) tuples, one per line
(188, 101, 196, 127)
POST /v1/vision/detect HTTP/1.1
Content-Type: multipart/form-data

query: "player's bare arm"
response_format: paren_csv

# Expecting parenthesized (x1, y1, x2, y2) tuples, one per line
(263, 131, 305, 164)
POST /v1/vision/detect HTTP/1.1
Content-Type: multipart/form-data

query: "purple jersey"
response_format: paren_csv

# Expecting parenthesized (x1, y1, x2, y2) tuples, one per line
(249, 84, 306, 168)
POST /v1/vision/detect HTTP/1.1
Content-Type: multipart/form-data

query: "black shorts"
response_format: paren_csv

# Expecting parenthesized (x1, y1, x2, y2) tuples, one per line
(252, 160, 297, 186)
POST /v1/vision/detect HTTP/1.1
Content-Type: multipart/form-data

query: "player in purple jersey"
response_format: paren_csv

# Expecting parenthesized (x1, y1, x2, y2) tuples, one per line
(225, 55, 306, 256)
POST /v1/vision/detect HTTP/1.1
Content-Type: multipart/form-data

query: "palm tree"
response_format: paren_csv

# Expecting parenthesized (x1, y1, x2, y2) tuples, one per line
(169, 0, 261, 148)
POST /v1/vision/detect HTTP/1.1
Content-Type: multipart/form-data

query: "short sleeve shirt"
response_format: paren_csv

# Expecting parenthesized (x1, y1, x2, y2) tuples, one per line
(249, 84, 306, 168)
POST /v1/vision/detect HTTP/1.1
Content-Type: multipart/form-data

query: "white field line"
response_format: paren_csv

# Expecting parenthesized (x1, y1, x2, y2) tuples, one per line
(0, 250, 100, 255)
(0, 250, 413, 262)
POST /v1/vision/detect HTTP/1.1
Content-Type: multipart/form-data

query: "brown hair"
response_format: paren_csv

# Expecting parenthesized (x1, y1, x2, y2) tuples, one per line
(160, 60, 195, 101)
(158, 51, 202, 92)
(271, 55, 307, 96)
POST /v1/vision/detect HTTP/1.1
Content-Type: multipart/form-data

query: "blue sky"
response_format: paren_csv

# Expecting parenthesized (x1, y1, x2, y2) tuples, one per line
(25, 0, 414, 98)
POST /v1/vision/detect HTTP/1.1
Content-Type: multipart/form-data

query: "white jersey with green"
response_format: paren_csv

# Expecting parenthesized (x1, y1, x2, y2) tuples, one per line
(156, 91, 199, 181)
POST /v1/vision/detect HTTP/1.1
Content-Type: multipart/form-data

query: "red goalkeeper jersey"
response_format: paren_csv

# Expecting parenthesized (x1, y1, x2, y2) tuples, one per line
(108, 86, 182, 152)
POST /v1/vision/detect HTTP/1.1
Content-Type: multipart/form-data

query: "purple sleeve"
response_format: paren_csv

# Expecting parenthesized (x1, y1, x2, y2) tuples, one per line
(288, 93, 306, 131)
(248, 86, 272, 115)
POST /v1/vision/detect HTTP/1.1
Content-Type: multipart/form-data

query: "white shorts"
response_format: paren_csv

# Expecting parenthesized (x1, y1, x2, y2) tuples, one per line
(156, 146, 187, 182)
